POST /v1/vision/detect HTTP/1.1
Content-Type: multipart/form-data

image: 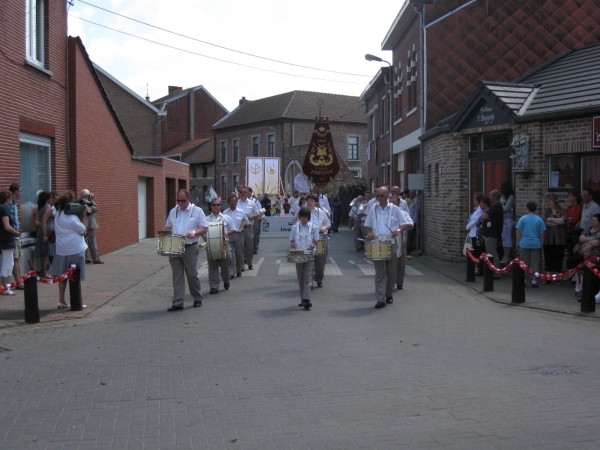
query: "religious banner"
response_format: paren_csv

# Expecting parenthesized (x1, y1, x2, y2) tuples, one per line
(302, 110, 340, 187)
(246, 158, 264, 193)
(247, 157, 280, 194)
(263, 157, 280, 194)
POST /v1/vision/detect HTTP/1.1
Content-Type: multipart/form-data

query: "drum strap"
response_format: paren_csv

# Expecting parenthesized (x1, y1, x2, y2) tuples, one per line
(374, 204, 393, 241)
(296, 222, 314, 251)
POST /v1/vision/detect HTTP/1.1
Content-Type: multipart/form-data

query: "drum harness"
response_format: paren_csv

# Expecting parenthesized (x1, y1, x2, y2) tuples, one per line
(295, 221, 316, 252)
(175, 204, 196, 245)
(373, 204, 393, 242)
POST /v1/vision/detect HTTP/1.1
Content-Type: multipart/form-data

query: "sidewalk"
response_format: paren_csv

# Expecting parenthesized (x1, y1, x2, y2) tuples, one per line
(0, 238, 170, 330)
(417, 254, 600, 318)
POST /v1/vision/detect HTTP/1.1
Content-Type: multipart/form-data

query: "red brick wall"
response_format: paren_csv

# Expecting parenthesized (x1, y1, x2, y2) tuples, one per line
(0, 0, 68, 193)
(161, 94, 190, 152)
(193, 89, 228, 139)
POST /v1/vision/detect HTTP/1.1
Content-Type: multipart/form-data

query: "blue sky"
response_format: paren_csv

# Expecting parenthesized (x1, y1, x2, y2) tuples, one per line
(68, 0, 402, 111)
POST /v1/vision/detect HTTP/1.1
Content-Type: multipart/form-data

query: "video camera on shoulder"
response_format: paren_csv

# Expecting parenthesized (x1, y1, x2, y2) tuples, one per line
(63, 199, 92, 216)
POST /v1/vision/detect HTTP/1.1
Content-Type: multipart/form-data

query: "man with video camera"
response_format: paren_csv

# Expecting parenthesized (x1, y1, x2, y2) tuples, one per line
(79, 189, 103, 264)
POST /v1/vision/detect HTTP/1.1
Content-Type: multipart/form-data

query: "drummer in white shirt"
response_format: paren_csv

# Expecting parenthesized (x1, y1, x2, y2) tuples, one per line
(164, 189, 208, 311)
(364, 187, 413, 309)
(236, 186, 260, 271)
(205, 199, 234, 294)
(305, 194, 331, 288)
(223, 194, 250, 278)
(290, 207, 320, 310)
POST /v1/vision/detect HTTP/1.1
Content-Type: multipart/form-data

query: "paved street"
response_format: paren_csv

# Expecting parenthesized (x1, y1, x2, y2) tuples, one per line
(1, 230, 600, 449)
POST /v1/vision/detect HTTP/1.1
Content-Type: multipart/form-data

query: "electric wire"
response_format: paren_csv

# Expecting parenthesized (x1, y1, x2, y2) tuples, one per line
(71, 16, 366, 85)
(75, 0, 371, 78)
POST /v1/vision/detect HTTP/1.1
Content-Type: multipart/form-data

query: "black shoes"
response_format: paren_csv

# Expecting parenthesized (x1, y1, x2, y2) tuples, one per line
(209, 288, 218, 294)
(317, 282, 323, 288)
(253, 251, 258, 254)
(230, 275, 235, 280)
(224, 283, 230, 290)
(397, 284, 403, 290)
(375, 302, 386, 309)
(301, 299, 312, 310)
(386, 296, 394, 304)
(193, 300, 202, 307)
(167, 305, 183, 312)
(237, 272, 242, 277)
(248, 265, 253, 270)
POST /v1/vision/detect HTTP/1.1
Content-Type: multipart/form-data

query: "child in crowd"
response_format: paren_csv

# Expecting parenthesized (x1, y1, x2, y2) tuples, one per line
(515, 201, 546, 288)
(289, 207, 319, 310)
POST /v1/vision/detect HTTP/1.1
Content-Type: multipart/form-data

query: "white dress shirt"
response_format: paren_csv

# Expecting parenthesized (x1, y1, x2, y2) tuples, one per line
(223, 207, 249, 232)
(165, 204, 208, 245)
(364, 202, 413, 241)
(237, 198, 260, 224)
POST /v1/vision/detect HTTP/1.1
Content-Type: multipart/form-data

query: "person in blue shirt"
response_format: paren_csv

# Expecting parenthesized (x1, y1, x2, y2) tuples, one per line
(516, 201, 546, 287)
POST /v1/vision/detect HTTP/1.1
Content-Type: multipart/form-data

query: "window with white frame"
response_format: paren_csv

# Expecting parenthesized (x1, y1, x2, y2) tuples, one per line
(349, 168, 362, 178)
(348, 136, 359, 160)
(20, 132, 51, 233)
(26, 0, 45, 66)
(220, 176, 227, 197)
(220, 141, 227, 164)
(267, 134, 275, 157)
(252, 136, 259, 157)
(233, 139, 239, 163)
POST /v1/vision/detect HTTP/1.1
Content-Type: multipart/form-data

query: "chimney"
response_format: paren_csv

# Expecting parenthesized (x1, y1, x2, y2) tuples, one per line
(168, 86, 183, 94)
(239, 96, 247, 106)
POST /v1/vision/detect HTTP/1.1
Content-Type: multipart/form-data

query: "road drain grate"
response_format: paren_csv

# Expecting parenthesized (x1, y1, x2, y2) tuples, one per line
(536, 366, 571, 376)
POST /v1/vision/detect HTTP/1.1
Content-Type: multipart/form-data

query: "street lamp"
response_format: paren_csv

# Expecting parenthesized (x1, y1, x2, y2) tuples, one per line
(365, 54, 393, 187)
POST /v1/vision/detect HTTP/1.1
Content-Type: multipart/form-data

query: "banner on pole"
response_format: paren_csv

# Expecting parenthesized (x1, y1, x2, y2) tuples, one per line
(247, 157, 280, 194)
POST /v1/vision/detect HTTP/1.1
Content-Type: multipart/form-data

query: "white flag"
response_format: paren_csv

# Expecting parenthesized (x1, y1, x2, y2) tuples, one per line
(209, 186, 219, 201)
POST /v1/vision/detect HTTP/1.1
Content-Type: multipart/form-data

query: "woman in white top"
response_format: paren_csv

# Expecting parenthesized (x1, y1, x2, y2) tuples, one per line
(49, 191, 91, 308)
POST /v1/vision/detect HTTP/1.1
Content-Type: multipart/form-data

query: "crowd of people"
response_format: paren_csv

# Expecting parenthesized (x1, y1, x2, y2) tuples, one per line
(466, 184, 600, 300)
(0, 185, 102, 307)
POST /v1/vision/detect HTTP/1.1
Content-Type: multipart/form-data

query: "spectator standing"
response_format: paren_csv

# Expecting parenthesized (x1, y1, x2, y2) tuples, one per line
(565, 191, 583, 255)
(580, 189, 600, 233)
(466, 192, 485, 276)
(542, 193, 566, 283)
(8, 184, 24, 290)
(34, 191, 56, 278)
(0, 191, 20, 295)
(49, 191, 91, 308)
(80, 189, 103, 264)
(407, 190, 420, 255)
(500, 181, 515, 264)
(329, 193, 342, 232)
(516, 201, 546, 288)
(481, 190, 504, 275)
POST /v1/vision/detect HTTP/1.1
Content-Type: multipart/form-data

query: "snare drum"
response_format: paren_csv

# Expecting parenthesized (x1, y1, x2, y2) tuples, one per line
(206, 222, 227, 260)
(314, 235, 326, 255)
(287, 249, 314, 264)
(365, 241, 392, 260)
(157, 234, 186, 257)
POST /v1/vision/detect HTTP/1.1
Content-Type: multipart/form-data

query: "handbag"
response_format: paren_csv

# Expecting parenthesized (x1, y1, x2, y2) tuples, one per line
(462, 233, 473, 256)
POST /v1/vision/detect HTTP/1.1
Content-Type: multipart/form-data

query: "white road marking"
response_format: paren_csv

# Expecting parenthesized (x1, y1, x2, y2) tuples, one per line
(357, 265, 375, 276)
(405, 266, 424, 276)
(243, 257, 264, 276)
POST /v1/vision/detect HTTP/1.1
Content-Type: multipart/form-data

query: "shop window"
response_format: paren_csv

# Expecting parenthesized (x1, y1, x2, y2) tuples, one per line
(20, 133, 51, 234)
(482, 132, 509, 150)
(582, 155, 600, 195)
(548, 155, 575, 189)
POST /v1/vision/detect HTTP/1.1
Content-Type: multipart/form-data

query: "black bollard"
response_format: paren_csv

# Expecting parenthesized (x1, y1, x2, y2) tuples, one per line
(511, 264, 525, 303)
(580, 266, 599, 313)
(23, 276, 40, 324)
(483, 255, 494, 292)
(69, 267, 83, 311)
(466, 253, 476, 282)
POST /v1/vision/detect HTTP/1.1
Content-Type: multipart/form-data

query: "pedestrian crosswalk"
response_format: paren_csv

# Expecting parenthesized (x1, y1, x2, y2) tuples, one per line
(200, 256, 424, 277)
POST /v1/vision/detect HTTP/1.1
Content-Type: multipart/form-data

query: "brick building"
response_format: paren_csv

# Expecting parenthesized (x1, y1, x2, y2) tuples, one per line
(0, 0, 190, 276)
(213, 91, 367, 197)
(423, 44, 600, 261)
(364, 0, 600, 260)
